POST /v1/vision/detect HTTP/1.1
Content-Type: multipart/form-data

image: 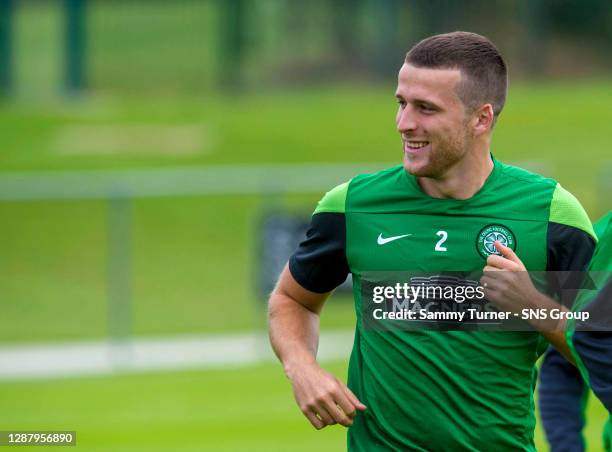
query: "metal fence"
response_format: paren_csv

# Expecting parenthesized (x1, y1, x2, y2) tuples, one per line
(1, 0, 611, 97)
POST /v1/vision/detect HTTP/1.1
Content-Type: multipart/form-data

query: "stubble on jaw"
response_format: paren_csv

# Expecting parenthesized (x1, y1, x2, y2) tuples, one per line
(404, 120, 474, 179)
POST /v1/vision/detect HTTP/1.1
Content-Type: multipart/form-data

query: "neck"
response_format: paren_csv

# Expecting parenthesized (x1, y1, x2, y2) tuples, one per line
(417, 147, 494, 200)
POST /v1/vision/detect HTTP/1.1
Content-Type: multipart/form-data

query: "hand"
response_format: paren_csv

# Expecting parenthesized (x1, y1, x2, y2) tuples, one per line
(286, 362, 366, 429)
(480, 241, 539, 314)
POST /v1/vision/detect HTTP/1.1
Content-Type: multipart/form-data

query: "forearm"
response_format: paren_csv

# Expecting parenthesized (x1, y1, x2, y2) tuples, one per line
(540, 330, 574, 365)
(268, 278, 365, 430)
(268, 292, 321, 375)
(527, 291, 575, 365)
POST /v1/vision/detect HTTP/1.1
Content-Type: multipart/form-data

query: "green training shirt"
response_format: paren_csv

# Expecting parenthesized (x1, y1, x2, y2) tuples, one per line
(539, 212, 611, 452)
(289, 156, 595, 451)
(567, 212, 612, 452)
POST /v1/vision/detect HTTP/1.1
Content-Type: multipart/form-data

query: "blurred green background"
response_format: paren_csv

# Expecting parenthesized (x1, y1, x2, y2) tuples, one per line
(0, 1, 610, 450)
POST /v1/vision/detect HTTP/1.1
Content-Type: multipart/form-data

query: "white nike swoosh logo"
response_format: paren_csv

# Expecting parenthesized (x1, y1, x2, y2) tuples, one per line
(377, 233, 412, 245)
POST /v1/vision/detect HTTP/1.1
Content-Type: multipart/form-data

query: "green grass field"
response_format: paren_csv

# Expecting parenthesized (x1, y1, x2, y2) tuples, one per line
(0, 361, 609, 451)
(0, 362, 349, 452)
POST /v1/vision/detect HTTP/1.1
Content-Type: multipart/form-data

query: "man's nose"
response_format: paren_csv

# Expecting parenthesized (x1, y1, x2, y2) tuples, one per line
(397, 107, 417, 132)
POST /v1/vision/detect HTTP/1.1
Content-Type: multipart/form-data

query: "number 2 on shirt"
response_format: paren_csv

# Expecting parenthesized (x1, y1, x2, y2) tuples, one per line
(435, 230, 448, 252)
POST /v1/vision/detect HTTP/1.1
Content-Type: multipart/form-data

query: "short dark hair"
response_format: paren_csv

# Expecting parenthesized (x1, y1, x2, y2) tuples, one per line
(405, 31, 507, 123)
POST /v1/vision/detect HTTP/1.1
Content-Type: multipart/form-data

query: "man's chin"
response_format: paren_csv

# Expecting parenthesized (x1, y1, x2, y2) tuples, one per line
(403, 158, 431, 177)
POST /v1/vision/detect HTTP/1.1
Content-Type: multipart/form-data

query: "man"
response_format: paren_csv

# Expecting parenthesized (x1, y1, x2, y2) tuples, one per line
(268, 31, 596, 450)
(539, 211, 612, 452)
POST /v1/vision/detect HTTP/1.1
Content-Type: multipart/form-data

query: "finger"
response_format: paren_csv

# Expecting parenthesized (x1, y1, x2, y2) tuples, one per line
(321, 393, 353, 426)
(487, 255, 520, 272)
(304, 411, 325, 430)
(333, 392, 357, 420)
(480, 276, 502, 293)
(482, 264, 503, 273)
(479, 275, 488, 288)
(329, 402, 354, 427)
(314, 405, 336, 426)
(483, 288, 501, 303)
(486, 254, 510, 269)
(480, 275, 498, 289)
(494, 241, 522, 264)
(343, 385, 367, 411)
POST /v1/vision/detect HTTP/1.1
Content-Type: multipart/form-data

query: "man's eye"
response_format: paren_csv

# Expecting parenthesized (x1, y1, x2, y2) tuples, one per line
(420, 104, 435, 112)
(397, 100, 406, 108)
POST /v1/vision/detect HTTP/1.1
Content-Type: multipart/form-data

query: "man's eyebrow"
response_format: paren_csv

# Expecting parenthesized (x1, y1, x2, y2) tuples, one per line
(395, 94, 439, 107)
(415, 98, 437, 106)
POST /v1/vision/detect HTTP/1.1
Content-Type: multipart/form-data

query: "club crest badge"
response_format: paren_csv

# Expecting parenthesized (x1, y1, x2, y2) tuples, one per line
(476, 224, 516, 258)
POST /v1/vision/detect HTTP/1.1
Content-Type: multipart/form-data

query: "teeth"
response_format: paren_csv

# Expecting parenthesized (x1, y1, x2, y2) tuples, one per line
(407, 141, 429, 149)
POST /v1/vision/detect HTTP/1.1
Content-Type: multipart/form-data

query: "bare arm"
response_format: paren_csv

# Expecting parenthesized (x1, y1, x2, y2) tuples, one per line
(269, 264, 327, 372)
(268, 264, 366, 429)
(520, 291, 574, 364)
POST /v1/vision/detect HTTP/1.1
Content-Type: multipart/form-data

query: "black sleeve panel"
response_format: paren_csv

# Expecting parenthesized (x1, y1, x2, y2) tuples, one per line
(538, 347, 588, 452)
(288, 212, 349, 294)
(547, 223, 596, 271)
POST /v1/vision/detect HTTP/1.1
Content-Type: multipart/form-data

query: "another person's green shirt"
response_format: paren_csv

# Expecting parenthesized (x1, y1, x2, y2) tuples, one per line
(568, 212, 612, 451)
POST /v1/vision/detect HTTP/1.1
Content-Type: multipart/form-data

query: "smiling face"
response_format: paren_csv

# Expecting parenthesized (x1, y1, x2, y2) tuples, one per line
(396, 63, 476, 178)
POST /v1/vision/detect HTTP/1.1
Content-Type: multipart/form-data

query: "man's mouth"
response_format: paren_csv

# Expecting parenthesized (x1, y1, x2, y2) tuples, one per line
(404, 140, 430, 154)
(406, 141, 429, 149)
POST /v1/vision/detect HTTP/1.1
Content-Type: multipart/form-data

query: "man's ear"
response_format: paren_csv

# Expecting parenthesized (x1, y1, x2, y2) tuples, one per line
(472, 104, 495, 135)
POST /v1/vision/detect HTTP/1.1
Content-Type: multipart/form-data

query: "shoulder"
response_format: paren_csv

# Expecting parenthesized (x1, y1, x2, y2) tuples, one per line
(350, 165, 405, 186)
(493, 160, 557, 214)
(314, 180, 350, 214)
(549, 184, 596, 240)
(313, 165, 405, 214)
(497, 160, 557, 189)
(496, 160, 595, 239)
